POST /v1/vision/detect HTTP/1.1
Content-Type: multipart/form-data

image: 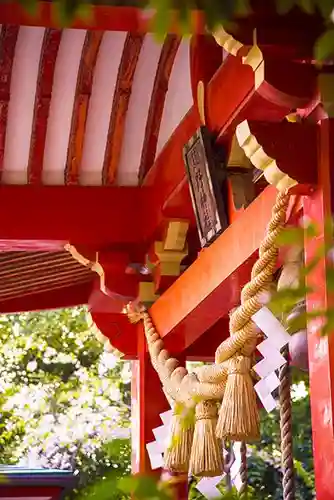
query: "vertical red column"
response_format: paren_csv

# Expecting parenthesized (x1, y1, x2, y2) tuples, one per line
(131, 324, 188, 498)
(132, 323, 170, 475)
(304, 118, 334, 499)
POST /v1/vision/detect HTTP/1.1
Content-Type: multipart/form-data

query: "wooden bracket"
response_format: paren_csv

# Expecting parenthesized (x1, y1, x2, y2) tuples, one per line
(147, 221, 189, 294)
(138, 282, 160, 306)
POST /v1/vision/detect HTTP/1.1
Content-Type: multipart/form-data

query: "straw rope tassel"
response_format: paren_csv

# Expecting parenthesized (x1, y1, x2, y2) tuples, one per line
(189, 400, 223, 477)
(217, 353, 259, 442)
(216, 191, 290, 442)
(164, 403, 195, 473)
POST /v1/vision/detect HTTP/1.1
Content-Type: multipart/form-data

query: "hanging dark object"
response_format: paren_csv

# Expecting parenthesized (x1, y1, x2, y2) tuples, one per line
(183, 126, 229, 247)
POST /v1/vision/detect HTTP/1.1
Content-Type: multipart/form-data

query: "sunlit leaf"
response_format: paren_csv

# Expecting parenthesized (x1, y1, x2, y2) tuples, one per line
(315, 28, 334, 61)
(149, 0, 171, 40)
(235, 0, 251, 16)
(315, 0, 334, 18)
(297, 0, 315, 13)
(275, 227, 304, 246)
(286, 311, 307, 333)
(304, 221, 319, 239)
(275, 0, 296, 14)
(326, 267, 334, 291)
(269, 286, 313, 315)
(76, 3, 94, 22)
(118, 475, 139, 494)
(17, 0, 38, 16)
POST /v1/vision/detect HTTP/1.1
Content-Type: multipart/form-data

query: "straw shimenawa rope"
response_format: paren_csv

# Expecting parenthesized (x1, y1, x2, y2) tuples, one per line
(279, 346, 295, 500)
(126, 190, 291, 475)
(239, 442, 248, 499)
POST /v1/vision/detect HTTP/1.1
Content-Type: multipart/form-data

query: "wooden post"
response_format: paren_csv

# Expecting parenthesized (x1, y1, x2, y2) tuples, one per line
(131, 324, 188, 499)
(303, 118, 334, 499)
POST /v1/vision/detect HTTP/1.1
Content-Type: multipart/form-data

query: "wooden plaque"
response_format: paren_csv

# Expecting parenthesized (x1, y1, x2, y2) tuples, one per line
(183, 126, 228, 247)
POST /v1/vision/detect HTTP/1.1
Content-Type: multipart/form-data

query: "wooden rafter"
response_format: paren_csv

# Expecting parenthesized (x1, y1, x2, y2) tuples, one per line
(0, 274, 92, 301)
(27, 28, 62, 184)
(0, 281, 93, 313)
(65, 30, 103, 185)
(0, 250, 94, 304)
(139, 34, 181, 182)
(0, 25, 19, 181)
(102, 32, 144, 185)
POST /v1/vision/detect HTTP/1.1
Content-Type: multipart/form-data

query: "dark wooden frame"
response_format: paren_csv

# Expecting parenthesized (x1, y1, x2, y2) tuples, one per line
(183, 126, 228, 247)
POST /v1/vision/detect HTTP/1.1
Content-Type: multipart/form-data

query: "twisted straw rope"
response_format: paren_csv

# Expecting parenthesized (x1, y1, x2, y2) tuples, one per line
(279, 346, 295, 500)
(127, 191, 291, 407)
(238, 442, 248, 499)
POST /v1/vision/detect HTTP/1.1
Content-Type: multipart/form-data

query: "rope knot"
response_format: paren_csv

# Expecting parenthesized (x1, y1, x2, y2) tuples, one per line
(227, 356, 252, 375)
(195, 400, 218, 420)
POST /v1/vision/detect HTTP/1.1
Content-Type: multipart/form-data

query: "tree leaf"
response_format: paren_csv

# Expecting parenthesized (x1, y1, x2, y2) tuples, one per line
(326, 267, 334, 291)
(297, 0, 315, 13)
(275, 0, 296, 14)
(315, 29, 334, 61)
(315, 0, 334, 18)
(17, 0, 38, 16)
(275, 227, 304, 246)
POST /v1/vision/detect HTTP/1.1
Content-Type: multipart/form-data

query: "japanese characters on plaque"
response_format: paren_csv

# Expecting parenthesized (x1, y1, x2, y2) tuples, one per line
(183, 127, 228, 247)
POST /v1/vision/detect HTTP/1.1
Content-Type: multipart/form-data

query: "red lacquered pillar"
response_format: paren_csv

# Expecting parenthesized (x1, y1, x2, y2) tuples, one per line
(131, 324, 188, 499)
(304, 118, 334, 499)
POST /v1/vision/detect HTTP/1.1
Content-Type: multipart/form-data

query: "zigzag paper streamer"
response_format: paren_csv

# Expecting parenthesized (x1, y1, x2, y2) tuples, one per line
(195, 446, 228, 499)
(252, 306, 290, 413)
(146, 408, 173, 469)
(230, 442, 242, 491)
(196, 475, 225, 499)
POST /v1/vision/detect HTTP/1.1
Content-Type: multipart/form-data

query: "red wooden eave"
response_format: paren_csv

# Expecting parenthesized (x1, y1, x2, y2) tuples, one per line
(144, 52, 316, 221)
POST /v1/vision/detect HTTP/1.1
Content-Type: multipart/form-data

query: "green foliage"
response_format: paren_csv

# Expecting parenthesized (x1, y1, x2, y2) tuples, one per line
(248, 383, 314, 500)
(0, 307, 131, 495)
(0, 306, 315, 499)
(268, 218, 334, 337)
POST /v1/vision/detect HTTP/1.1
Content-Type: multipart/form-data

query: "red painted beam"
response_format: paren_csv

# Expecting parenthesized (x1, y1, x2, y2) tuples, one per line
(184, 317, 229, 361)
(0, 185, 153, 247)
(0, 2, 206, 33)
(149, 186, 300, 352)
